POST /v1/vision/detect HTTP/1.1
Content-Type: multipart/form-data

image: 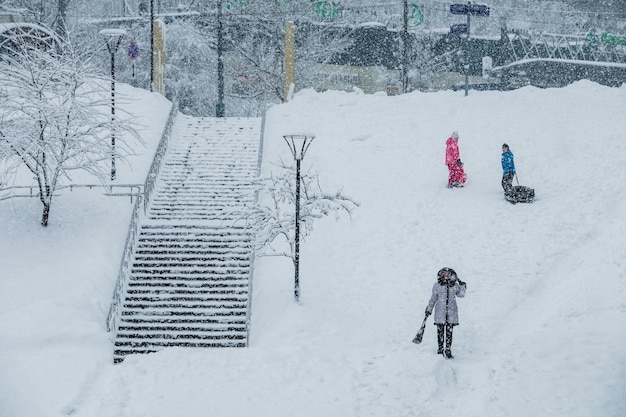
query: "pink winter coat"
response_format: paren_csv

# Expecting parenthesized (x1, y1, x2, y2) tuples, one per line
(445, 137, 460, 166)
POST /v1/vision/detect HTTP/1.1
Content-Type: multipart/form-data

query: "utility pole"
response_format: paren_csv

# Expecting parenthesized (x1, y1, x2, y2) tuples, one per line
(216, 0, 225, 117)
(464, 2, 470, 96)
(402, 0, 409, 93)
(150, 0, 154, 92)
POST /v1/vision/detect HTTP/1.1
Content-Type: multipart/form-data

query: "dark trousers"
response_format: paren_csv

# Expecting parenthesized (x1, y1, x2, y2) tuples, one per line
(502, 173, 514, 193)
(436, 324, 454, 353)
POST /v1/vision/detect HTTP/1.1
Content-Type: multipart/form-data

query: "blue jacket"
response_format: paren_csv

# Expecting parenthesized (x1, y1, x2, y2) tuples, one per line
(501, 150, 516, 175)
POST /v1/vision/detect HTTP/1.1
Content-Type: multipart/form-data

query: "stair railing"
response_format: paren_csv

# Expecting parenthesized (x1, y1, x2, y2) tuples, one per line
(245, 112, 267, 345)
(144, 97, 179, 214)
(106, 194, 142, 333)
(106, 97, 178, 335)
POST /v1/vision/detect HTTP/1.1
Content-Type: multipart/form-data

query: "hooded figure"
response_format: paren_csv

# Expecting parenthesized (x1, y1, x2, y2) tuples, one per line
(501, 143, 516, 193)
(445, 132, 467, 188)
(425, 267, 467, 359)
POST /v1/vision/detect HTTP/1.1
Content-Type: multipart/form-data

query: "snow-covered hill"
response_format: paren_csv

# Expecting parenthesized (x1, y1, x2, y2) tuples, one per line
(1, 81, 624, 417)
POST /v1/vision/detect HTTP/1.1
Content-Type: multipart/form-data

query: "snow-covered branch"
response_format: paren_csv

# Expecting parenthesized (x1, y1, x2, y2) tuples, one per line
(0, 29, 140, 226)
(231, 162, 359, 262)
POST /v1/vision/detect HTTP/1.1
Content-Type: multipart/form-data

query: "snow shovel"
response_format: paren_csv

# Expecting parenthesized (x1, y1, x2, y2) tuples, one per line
(412, 314, 429, 344)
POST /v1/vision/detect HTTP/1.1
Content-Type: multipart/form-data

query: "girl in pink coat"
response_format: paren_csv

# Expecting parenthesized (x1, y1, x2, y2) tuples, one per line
(445, 131, 467, 188)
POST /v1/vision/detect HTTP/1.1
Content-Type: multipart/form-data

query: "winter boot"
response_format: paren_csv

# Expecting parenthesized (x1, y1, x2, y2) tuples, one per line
(444, 325, 454, 359)
(437, 325, 445, 355)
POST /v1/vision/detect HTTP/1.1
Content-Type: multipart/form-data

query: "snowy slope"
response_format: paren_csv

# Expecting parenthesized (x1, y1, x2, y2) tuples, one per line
(1, 81, 625, 417)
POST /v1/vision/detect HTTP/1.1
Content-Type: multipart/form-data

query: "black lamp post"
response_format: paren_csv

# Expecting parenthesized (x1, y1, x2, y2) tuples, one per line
(283, 133, 315, 302)
(100, 29, 126, 181)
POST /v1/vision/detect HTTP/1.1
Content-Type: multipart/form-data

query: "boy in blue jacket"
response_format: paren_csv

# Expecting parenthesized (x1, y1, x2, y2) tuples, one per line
(501, 143, 516, 193)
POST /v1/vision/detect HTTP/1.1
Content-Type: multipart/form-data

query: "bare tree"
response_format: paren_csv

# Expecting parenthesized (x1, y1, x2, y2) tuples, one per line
(224, 2, 355, 103)
(233, 162, 359, 262)
(0, 30, 139, 226)
(165, 20, 218, 116)
(0, 0, 68, 33)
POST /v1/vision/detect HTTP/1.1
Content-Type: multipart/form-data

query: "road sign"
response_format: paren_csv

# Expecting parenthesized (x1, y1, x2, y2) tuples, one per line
(449, 3, 489, 97)
(127, 41, 139, 60)
(450, 4, 469, 15)
(450, 23, 468, 34)
(470, 4, 490, 16)
(450, 4, 490, 16)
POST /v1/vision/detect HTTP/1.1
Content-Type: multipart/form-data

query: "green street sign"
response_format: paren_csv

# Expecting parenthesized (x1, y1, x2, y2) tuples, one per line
(225, 0, 251, 11)
(313, 1, 341, 20)
(409, 3, 424, 27)
(586, 29, 626, 46)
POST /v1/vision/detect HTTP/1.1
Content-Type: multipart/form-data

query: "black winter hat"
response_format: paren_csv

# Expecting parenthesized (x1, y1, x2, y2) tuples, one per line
(502, 143, 509, 149)
(437, 267, 452, 279)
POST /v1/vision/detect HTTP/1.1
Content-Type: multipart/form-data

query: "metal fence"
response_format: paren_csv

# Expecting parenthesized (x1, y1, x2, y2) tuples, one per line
(0, 183, 143, 203)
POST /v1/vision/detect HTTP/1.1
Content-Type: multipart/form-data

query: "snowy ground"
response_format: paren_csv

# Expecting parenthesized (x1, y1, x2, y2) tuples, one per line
(1, 81, 625, 417)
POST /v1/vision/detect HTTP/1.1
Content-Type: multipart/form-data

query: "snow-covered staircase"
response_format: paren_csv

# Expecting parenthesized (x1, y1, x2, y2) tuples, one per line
(113, 114, 262, 362)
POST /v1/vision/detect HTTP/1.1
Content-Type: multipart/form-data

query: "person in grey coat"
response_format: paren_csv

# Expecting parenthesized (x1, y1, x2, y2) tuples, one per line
(425, 267, 467, 359)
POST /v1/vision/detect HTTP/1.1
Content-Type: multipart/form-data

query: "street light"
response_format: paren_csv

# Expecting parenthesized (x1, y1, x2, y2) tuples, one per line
(100, 28, 126, 181)
(283, 133, 316, 302)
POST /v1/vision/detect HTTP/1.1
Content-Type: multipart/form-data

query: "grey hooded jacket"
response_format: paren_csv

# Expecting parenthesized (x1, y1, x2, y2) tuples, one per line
(426, 279, 466, 325)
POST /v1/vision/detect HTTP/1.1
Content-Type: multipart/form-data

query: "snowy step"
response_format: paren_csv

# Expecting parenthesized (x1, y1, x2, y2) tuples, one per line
(144, 215, 243, 222)
(120, 316, 245, 325)
(116, 330, 246, 340)
(134, 252, 250, 259)
(135, 240, 251, 249)
(120, 309, 247, 319)
(127, 282, 248, 291)
(137, 228, 252, 238)
(125, 293, 247, 302)
(127, 289, 248, 297)
(114, 339, 247, 352)
(149, 198, 254, 204)
(129, 273, 249, 281)
(134, 245, 250, 253)
(130, 255, 249, 264)
(117, 325, 246, 335)
(122, 301, 247, 311)
(147, 204, 251, 210)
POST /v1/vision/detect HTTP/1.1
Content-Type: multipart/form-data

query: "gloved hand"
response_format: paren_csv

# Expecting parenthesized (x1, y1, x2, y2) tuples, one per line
(456, 159, 463, 166)
(425, 309, 431, 317)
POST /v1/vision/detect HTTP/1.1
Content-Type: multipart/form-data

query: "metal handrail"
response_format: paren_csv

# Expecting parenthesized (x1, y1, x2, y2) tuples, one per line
(245, 113, 267, 345)
(0, 183, 143, 202)
(106, 97, 178, 335)
(106, 194, 142, 333)
(144, 97, 179, 213)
